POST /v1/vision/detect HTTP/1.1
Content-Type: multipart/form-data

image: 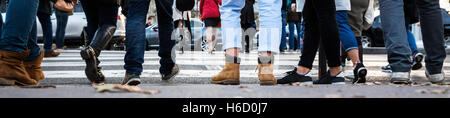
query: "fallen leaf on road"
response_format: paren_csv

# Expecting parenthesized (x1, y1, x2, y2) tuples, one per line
(239, 85, 248, 88)
(325, 94, 342, 98)
(15, 85, 57, 88)
(415, 89, 448, 94)
(94, 84, 160, 95)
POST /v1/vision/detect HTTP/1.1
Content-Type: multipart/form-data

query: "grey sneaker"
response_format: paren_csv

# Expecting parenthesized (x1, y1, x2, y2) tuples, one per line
(162, 64, 180, 80)
(426, 70, 445, 84)
(390, 72, 411, 84)
(122, 74, 141, 86)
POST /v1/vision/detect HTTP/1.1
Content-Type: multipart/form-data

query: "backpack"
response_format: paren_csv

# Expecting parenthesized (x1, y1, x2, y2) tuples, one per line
(176, 0, 195, 11)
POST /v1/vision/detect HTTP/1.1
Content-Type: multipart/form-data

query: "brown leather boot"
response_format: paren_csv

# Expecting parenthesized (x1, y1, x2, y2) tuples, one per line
(0, 50, 38, 86)
(44, 50, 60, 57)
(258, 56, 277, 85)
(211, 55, 240, 85)
(211, 62, 240, 85)
(24, 51, 45, 81)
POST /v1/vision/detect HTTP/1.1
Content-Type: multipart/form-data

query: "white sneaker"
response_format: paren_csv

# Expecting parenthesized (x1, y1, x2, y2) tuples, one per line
(426, 70, 445, 84)
(390, 72, 411, 84)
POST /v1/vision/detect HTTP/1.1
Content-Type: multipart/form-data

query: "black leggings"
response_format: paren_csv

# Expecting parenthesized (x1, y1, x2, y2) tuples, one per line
(80, 0, 118, 40)
(298, 0, 341, 69)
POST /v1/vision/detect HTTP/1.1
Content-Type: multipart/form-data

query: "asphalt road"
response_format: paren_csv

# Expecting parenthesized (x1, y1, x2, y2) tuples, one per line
(1, 50, 449, 98)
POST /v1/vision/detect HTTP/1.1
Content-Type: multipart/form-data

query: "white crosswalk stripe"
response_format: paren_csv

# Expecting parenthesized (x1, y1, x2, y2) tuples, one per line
(39, 50, 450, 84)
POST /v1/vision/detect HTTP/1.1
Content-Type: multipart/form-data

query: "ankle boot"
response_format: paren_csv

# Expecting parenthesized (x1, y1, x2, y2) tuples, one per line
(258, 56, 277, 85)
(24, 51, 45, 81)
(80, 46, 105, 83)
(0, 50, 38, 86)
(211, 55, 240, 85)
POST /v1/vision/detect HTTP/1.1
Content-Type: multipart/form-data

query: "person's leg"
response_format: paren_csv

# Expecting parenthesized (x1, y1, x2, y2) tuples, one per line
(297, 0, 320, 73)
(348, 0, 370, 63)
(336, 11, 360, 65)
(124, 0, 149, 76)
(313, 0, 342, 76)
(380, 0, 412, 83)
(55, 12, 69, 49)
(280, 10, 287, 51)
(122, 0, 149, 85)
(416, 0, 446, 83)
(37, 13, 54, 53)
(211, 0, 245, 85)
(288, 21, 295, 50)
(80, 0, 99, 45)
(23, 21, 45, 82)
(206, 26, 215, 52)
(155, 0, 177, 79)
(256, 0, 282, 85)
(0, 0, 40, 86)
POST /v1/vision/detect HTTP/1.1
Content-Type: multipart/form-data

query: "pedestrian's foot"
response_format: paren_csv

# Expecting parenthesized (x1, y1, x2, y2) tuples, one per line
(44, 50, 60, 57)
(277, 71, 313, 85)
(411, 51, 424, 70)
(381, 65, 392, 73)
(426, 70, 445, 84)
(313, 71, 345, 85)
(162, 64, 180, 80)
(80, 46, 105, 83)
(353, 63, 367, 84)
(390, 72, 411, 84)
(122, 73, 141, 86)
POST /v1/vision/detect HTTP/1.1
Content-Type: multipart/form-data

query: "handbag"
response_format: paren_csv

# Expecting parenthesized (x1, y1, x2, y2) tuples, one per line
(54, 0, 74, 13)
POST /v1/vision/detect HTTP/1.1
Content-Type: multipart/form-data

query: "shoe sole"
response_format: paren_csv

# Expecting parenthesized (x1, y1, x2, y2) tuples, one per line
(125, 78, 141, 86)
(332, 82, 346, 85)
(80, 49, 101, 83)
(211, 79, 240, 85)
(0, 78, 15, 86)
(259, 80, 277, 85)
(390, 79, 411, 84)
(353, 67, 367, 84)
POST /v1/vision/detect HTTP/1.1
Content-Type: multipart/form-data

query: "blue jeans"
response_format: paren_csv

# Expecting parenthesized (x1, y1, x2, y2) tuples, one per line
(124, 0, 175, 75)
(406, 28, 418, 52)
(37, 12, 53, 52)
(280, 10, 287, 50)
(221, 0, 282, 53)
(0, 0, 40, 61)
(336, 11, 358, 52)
(288, 13, 302, 50)
(55, 10, 69, 48)
(380, 0, 446, 74)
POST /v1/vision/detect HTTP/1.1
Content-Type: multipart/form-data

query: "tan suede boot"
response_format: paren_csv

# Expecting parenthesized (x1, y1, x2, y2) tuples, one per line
(24, 51, 45, 81)
(211, 62, 240, 85)
(0, 50, 37, 86)
(211, 55, 240, 85)
(258, 56, 277, 85)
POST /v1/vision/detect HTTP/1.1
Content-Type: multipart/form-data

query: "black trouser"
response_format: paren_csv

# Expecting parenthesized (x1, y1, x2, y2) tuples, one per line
(80, 0, 118, 46)
(298, 0, 341, 69)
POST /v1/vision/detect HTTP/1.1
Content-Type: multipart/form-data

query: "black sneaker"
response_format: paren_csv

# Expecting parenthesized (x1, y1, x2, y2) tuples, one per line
(411, 51, 424, 70)
(353, 63, 367, 84)
(313, 71, 345, 85)
(277, 71, 313, 84)
(162, 64, 180, 80)
(284, 67, 297, 76)
(381, 65, 392, 73)
(122, 74, 141, 86)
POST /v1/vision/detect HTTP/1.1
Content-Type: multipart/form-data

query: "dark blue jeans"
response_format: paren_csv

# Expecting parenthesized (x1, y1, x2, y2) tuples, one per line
(124, 0, 175, 75)
(37, 12, 53, 52)
(0, 0, 40, 61)
(336, 11, 358, 52)
(280, 10, 287, 50)
(380, 0, 446, 74)
(55, 10, 69, 48)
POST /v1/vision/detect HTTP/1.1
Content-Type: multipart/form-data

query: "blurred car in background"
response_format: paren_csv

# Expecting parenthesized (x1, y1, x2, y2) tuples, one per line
(145, 19, 223, 51)
(1, 4, 126, 49)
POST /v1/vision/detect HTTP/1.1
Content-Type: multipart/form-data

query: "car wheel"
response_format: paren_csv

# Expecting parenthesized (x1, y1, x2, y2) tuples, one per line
(361, 36, 371, 48)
